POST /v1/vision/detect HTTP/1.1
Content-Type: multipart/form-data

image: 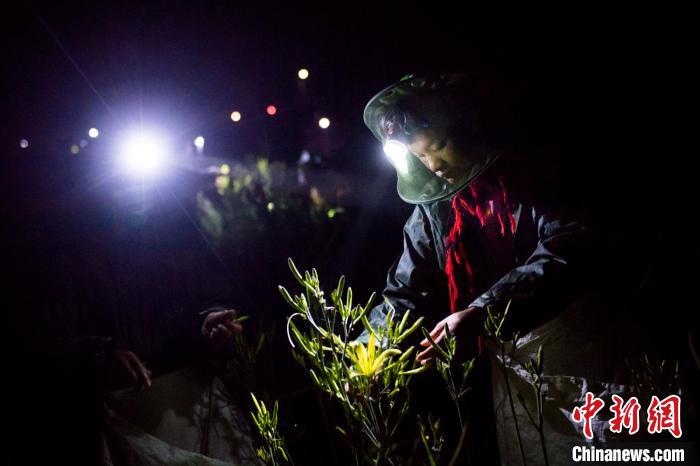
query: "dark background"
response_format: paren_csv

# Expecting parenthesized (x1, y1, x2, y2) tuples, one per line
(1, 2, 697, 464)
(3, 2, 696, 290)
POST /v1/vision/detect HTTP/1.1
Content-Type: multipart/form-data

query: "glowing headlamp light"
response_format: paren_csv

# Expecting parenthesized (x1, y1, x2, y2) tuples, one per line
(383, 139, 409, 174)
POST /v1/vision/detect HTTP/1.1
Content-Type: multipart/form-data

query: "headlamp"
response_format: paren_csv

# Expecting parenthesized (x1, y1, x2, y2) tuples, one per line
(383, 139, 409, 175)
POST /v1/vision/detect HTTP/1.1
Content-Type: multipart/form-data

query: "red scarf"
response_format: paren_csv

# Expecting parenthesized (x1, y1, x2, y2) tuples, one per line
(445, 177, 517, 352)
(445, 178, 515, 355)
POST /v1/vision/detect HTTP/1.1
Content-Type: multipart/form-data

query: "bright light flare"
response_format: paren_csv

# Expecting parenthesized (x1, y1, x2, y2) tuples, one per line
(194, 136, 205, 150)
(19, 139, 29, 149)
(230, 111, 242, 122)
(88, 128, 99, 138)
(298, 68, 309, 80)
(119, 132, 166, 176)
(266, 105, 277, 116)
(318, 117, 330, 129)
(383, 139, 409, 174)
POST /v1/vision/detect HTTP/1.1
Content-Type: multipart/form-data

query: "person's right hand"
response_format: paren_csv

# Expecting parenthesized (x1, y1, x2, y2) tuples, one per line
(201, 308, 244, 351)
(107, 350, 152, 390)
(416, 307, 484, 364)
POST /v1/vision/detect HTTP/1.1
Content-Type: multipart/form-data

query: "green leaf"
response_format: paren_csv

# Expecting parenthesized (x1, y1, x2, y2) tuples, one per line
(400, 364, 430, 376)
(278, 285, 297, 310)
(361, 315, 380, 342)
(351, 302, 371, 327)
(309, 369, 321, 387)
(398, 316, 425, 342)
(335, 425, 350, 440)
(288, 257, 304, 285)
(398, 346, 415, 363)
(336, 275, 346, 298)
(385, 306, 395, 333)
(420, 327, 450, 360)
(401, 317, 425, 340)
(495, 300, 512, 338)
(251, 392, 261, 413)
(364, 291, 376, 313)
(397, 309, 411, 335)
(289, 321, 314, 356)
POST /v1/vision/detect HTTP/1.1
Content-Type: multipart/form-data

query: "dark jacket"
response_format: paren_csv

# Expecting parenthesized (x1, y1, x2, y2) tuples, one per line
(366, 193, 592, 336)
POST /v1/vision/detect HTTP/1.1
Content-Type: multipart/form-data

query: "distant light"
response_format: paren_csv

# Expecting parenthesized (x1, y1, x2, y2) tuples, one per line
(194, 136, 205, 149)
(119, 132, 166, 176)
(383, 139, 409, 174)
(318, 117, 331, 129)
(88, 128, 99, 138)
(19, 139, 29, 149)
(79, 139, 89, 148)
(327, 208, 336, 219)
(267, 202, 275, 212)
(299, 150, 311, 164)
(220, 164, 231, 175)
(266, 105, 277, 116)
(230, 111, 242, 122)
(298, 68, 309, 80)
(70, 144, 80, 155)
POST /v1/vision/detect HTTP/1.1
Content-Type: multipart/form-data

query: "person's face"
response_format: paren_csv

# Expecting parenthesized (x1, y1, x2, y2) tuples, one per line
(406, 128, 467, 185)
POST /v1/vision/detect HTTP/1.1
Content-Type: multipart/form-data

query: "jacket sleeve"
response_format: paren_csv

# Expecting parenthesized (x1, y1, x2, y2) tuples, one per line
(469, 204, 594, 333)
(361, 205, 448, 341)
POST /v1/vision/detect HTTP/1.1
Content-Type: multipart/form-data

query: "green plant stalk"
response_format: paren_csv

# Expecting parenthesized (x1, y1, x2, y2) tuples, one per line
(420, 432, 438, 466)
(486, 305, 527, 466)
(447, 421, 469, 466)
(527, 346, 549, 466)
(446, 365, 464, 429)
(500, 341, 526, 466)
(314, 389, 341, 466)
(536, 380, 549, 466)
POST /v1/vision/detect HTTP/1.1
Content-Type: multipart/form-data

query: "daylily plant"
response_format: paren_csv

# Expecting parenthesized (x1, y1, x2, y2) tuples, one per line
(348, 333, 401, 378)
(275, 259, 428, 465)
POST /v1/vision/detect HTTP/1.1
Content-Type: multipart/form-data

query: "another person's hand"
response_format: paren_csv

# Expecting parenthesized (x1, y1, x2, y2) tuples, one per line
(416, 306, 484, 364)
(107, 350, 152, 390)
(201, 308, 244, 351)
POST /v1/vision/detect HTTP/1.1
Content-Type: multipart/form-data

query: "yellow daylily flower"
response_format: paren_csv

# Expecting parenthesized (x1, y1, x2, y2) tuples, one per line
(348, 333, 401, 378)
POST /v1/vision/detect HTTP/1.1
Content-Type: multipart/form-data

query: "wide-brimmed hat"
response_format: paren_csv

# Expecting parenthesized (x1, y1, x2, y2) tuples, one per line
(363, 73, 501, 204)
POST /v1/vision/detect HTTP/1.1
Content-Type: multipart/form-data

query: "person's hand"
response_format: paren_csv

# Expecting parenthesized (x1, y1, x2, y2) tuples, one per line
(107, 350, 152, 390)
(416, 307, 484, 364)
(201, 308, 243, 351)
